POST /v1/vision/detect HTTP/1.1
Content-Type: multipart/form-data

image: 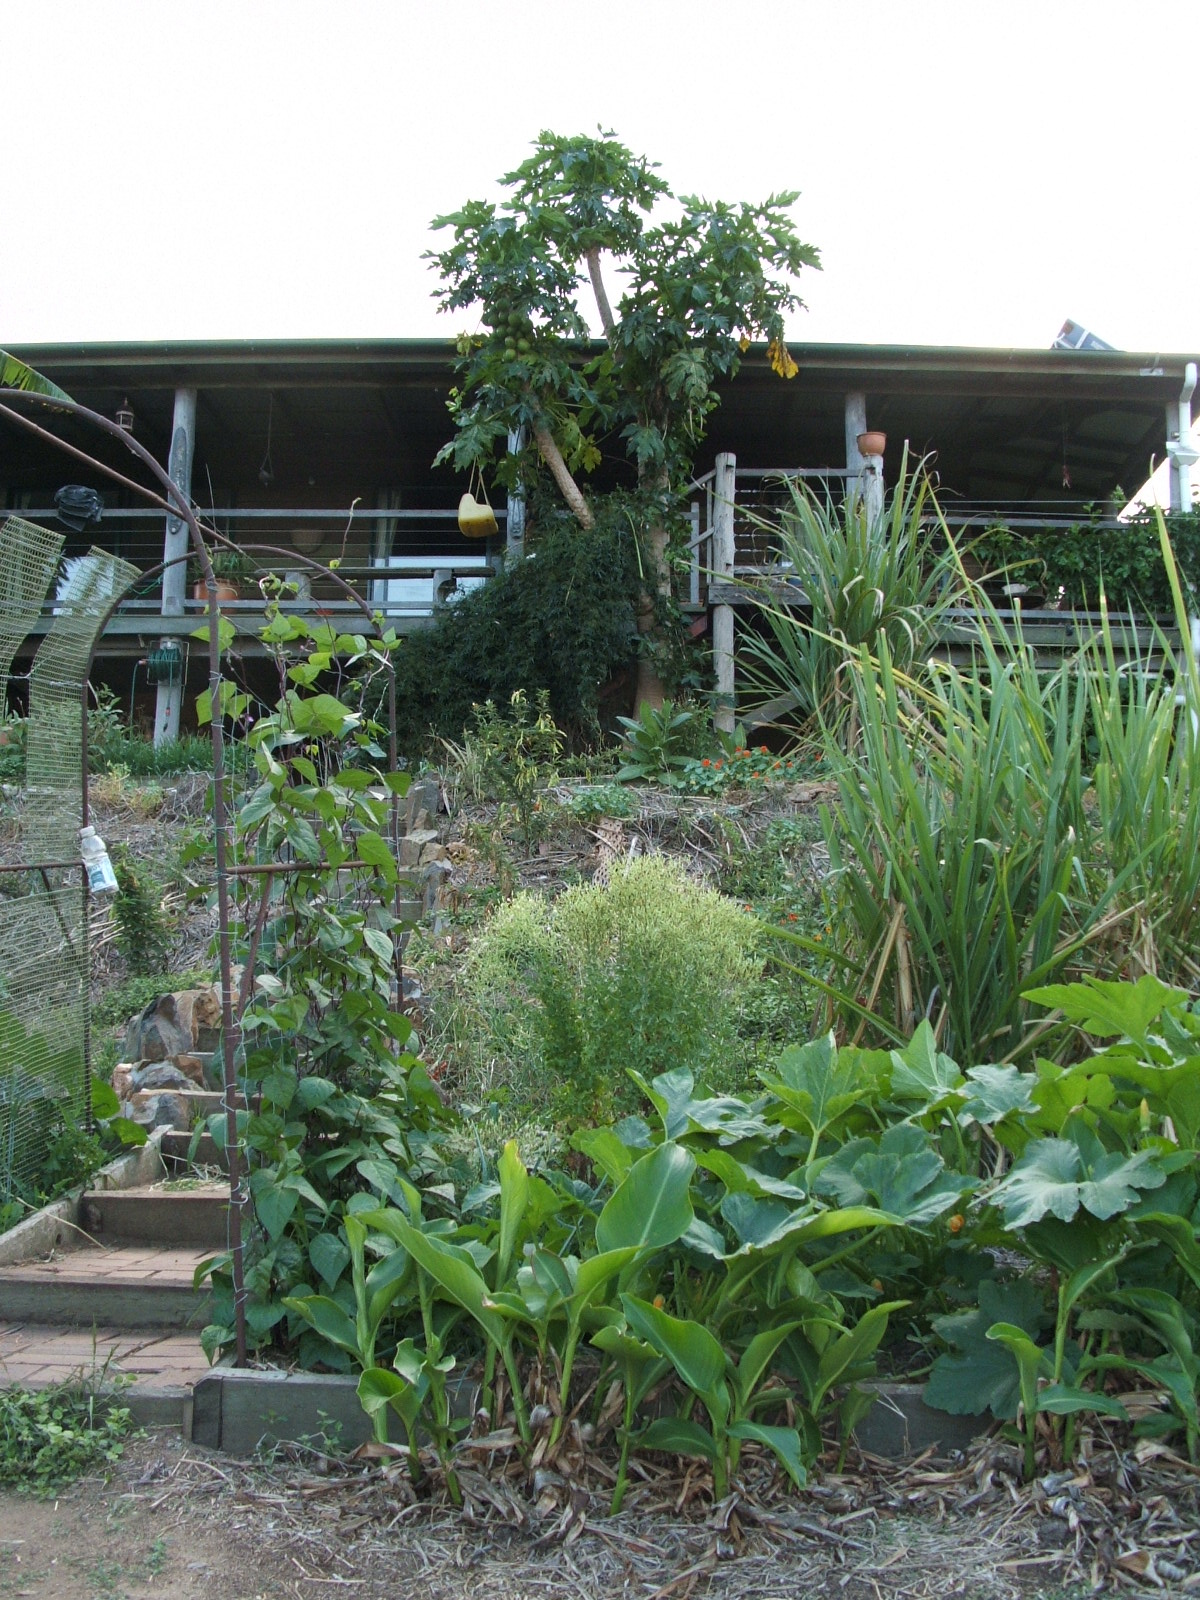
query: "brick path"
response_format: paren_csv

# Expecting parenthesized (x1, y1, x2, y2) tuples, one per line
(0, 1321, 209, 1388)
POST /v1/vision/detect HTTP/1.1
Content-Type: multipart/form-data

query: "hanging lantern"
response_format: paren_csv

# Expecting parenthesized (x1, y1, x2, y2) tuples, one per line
(457, 491, 498, 539)
(115, 397, 134, 433)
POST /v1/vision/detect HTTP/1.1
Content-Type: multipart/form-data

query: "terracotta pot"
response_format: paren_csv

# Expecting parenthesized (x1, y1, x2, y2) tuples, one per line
(857, 430, 887, 457)
(193, 580, 240, 602)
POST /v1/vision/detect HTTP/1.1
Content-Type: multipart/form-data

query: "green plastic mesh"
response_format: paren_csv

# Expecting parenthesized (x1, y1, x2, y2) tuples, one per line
(0, 516, 63, 698)
(0, 543, 139, 1202)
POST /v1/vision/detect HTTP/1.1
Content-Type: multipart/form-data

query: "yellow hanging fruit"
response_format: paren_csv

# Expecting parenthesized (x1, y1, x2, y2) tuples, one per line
(457, 491, 498, 539)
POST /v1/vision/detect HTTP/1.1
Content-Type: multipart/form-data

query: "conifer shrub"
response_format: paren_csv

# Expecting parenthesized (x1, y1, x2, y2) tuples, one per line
(460, 854, 760, 1124)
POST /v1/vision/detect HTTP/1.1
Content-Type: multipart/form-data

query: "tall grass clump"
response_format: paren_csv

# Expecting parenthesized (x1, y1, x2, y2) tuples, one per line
(458, 854, 761, 1125)
(740, 451, 963, 736)
(770, 503, 1200, 1063)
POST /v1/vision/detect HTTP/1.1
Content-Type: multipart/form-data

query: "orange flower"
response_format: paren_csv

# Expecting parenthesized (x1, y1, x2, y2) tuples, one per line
(714, 759, 723, 769)
(758, 745, 769, 755)
(948, 1214, 965, 1234)
(702, 759, 711, 767)
(787, 912, 798, 921)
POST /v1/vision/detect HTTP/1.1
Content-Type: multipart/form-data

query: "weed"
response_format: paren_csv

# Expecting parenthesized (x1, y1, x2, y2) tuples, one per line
(615, 700, 709, 782)
(557, 782, 638, 822)
(110, 848, 173, 976)
(90, 766, 165, 817)
(0, 1378, 141, 1495)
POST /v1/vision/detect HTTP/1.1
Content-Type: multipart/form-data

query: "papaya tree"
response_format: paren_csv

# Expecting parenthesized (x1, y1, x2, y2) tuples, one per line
(428, 129, 820, 709)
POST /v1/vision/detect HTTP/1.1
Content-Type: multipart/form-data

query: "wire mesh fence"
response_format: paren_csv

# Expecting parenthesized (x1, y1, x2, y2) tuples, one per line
(0, 521, 138, 1201)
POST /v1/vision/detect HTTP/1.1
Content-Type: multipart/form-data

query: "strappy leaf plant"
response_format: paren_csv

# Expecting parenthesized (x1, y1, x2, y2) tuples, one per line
(739, 452, 963, 737)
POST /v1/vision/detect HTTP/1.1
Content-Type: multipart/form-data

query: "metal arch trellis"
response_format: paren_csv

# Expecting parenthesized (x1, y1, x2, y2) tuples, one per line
(0, 387, 401, 1367)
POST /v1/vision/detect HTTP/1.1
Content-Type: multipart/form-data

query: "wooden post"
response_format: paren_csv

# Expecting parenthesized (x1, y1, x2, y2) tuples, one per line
(1166, 402, 1183, 512)
(847, 391, 884, 524)
(688, 501, 701, 608)
(506, 426, 526, 561)
(844, 392, 867, 503)
(712, 451, 736, 735)
(153, 386, 196, 746)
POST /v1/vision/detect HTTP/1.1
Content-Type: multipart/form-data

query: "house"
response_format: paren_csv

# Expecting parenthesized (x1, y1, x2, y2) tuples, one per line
(2, 339, 1196, 736)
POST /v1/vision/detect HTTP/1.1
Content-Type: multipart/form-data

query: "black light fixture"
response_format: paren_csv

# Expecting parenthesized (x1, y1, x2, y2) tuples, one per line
(115, 396, 134, 433)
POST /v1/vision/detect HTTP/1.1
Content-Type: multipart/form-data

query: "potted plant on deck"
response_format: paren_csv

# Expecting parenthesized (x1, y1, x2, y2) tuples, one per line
(192, 546, 253, 602)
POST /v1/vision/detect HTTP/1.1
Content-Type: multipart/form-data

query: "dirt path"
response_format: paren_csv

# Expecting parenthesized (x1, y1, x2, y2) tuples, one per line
(5, 1428, 1191, 1600)
(0, 1442, 290, 1600)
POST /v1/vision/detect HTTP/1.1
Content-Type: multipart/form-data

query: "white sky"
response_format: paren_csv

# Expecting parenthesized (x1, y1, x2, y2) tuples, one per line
(3, 0, 1199, 354)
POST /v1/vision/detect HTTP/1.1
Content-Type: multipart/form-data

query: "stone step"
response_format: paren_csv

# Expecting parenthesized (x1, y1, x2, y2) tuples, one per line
(0, 1243, 215, 1328)
(80, 1184, 230, 1249)
(128, 1088, 245, 1115)
(158, 1129, 227, 1174)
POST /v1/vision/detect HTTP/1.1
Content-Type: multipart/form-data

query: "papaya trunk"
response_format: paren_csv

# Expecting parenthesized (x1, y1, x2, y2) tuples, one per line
(532, 422, 594, 531)
(634, 495, 671, 713)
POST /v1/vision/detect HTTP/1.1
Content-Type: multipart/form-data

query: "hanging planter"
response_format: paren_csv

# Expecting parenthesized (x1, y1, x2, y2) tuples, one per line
(857, 430, 887, 457)
(457, 468, 499, 539)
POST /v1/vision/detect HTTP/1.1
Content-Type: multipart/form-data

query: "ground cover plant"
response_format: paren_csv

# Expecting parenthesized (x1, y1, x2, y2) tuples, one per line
(0, 1376, 140, 1495)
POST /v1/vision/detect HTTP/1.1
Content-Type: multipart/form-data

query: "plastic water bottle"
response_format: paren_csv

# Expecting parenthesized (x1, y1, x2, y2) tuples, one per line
(79, 825, 119, 893)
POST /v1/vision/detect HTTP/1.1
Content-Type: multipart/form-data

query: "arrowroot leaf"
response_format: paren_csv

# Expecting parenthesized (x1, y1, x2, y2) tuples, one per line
(727, 1419, 809, 1488)
(595, 1142, 695, 1254)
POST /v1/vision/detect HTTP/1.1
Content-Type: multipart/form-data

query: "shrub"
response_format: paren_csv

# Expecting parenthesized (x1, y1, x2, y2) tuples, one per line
(389, 507, 643, 752)
(972, 510, 1200, 613)
(461, 854, 761, 1123)
(110, 846, 173, 975)
(459, 690, 562, 852)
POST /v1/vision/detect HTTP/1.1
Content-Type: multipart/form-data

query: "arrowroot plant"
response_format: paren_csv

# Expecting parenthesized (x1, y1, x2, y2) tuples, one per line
(271, 975, 1199, 1497)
